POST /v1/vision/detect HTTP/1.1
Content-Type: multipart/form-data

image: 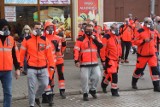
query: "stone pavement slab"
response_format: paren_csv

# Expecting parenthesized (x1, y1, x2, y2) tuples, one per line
(9, 89, 160, 107)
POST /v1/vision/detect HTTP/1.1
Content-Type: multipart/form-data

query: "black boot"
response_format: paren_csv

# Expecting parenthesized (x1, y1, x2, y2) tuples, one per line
(111, 89, 119, 97)
(89, 90, 97, 99)
(101, 77, 108, 93)
(48, 94, 54, 106)
(60, 89, 66, 99)
(132, 77, 138, 89)
(83, 93, 89, 101)
(35, 98, 42, 107)
(42, 93, 49, 103)
(132, 47, 137, 54)
(153, 81, 160, 92)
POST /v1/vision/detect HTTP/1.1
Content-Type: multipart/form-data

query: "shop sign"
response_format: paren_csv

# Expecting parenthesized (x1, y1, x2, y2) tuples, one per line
(5, 6, 16, 22)
(5, 0, 37, 4)
(40, 0, 70, 4)
(78, 0, 99, 21)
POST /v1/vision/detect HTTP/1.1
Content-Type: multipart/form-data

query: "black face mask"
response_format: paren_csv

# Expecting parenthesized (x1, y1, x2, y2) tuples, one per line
(85, 31, 93, 36)
(111, 29, 119, 36)
(95, 23, 97, 26)
(36, 29, 42, 36)
(115, 29, 119, 36)
(126, 21, 129, 25)
(48, 29, 53, 35)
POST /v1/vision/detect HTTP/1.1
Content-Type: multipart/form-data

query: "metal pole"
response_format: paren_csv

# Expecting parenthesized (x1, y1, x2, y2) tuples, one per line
(150, 0, 155, 15)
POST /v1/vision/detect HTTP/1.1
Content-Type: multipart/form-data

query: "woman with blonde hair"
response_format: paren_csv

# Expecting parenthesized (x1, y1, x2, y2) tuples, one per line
(20, 25, 32, 75)
(19, 25, 32, 42)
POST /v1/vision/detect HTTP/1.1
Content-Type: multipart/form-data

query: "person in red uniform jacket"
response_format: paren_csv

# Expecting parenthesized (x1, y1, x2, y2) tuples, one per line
(43, 21, 67, 99)
(20, 22, 55, 107)
(131, 17, 160, 92)
(74, 24, 103, 101)
(128, 14, 134, 26)
(0, 19, 20, 107)
(119, 18, 133, 63)
(100, 23, 121, 97)
(40, 21, 57, 106)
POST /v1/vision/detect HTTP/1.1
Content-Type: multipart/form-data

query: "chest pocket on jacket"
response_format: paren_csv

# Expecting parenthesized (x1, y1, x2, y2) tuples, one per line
(51, 40, 59, 52)
(38, 43, 46, 51)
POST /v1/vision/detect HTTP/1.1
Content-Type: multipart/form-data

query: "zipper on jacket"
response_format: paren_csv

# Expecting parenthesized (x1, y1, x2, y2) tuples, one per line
(3, 47, 4, 70)
(140, 46, 143, 54)
(88, 40, 92, 65)
(27, 56, 30, 64)
(115, 37, 119, 58)
(3, 38, 6, 71)
(36, 37, 38, 67)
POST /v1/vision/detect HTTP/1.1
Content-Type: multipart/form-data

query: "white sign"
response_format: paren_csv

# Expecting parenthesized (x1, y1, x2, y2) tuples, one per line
(40, 0, 70, 4)
(5, 6, 16, 22)
(5, 0, 37, 4)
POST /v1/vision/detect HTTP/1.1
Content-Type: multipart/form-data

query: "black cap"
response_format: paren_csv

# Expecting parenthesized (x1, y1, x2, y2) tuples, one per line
(0, 19, 9, 30)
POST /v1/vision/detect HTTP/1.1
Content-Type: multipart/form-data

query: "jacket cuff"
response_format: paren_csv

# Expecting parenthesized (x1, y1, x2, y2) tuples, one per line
(49, 66, 54, 69)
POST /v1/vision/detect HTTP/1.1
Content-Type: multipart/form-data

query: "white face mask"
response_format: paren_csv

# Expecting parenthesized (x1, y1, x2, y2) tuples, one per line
(0, 31, 4, 35)
(24, 29, 30, 34)
(32, 30, 37, 36)
(147, 24, 151, 28)
(0, 30, 10, 36)
(111, 30, 115, 34)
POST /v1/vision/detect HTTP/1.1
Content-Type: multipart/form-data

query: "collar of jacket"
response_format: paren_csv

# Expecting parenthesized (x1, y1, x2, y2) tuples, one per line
(109, 32, 116, 37)
(143, 26, 150, 31)
(30, 34, 41, 39)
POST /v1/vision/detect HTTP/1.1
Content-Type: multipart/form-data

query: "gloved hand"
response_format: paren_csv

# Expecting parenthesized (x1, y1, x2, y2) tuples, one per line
(102, 61, 106, 70)
(91, 35, 96, 39)
(0, 31, 4, 35)
(49, 78, 54, 88)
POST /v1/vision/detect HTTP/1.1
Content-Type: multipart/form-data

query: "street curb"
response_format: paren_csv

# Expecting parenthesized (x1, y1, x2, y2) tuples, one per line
(0, 88, 153, 103)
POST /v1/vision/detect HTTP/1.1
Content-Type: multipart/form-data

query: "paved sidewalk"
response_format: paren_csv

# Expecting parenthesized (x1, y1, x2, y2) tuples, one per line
(11, 89, 160, 107)
(0, 54, 155, 102)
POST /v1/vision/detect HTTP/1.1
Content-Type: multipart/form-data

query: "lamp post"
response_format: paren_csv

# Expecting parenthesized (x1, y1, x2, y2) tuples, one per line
(150, 0, 155, 15)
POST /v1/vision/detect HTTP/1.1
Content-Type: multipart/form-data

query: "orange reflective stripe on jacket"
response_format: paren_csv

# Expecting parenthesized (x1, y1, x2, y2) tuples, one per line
(0, 36, 20, 71)
(20, 34, 55, 68)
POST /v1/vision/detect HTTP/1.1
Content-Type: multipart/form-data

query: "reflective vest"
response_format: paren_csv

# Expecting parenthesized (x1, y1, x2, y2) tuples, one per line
(0, 36, 19, 71)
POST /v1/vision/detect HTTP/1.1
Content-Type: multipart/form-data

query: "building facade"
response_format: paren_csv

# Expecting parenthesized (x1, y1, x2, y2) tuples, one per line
(104, 0, 160, 22)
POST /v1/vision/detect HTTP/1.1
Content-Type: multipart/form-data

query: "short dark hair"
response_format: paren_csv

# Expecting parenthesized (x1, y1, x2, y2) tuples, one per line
(84, 24, 93, 30)
(32, 22, 41, 28)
